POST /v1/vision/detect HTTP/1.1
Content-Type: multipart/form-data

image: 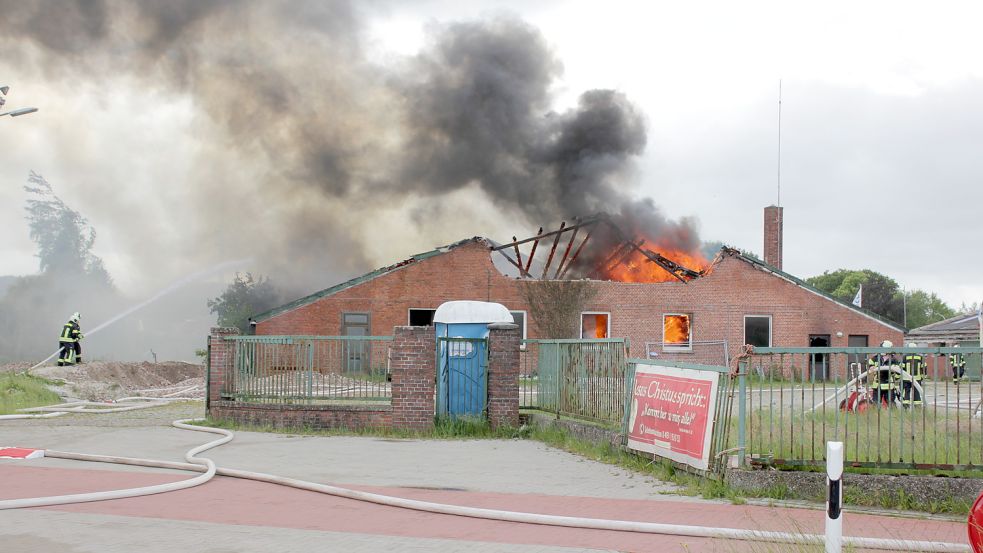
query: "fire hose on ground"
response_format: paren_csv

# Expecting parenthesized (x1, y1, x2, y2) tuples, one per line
(0, 412, 971, 552)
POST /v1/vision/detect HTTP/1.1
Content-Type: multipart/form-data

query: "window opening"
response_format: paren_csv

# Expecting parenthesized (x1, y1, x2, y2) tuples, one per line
(663, 314, 692, 351)
(744, 315, 772, 348)
(580, 312, 610, 339)
(408, 308, 436, 326)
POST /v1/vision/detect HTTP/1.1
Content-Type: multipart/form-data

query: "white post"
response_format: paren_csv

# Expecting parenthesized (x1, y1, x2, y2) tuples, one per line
(826, 441, 844, 553)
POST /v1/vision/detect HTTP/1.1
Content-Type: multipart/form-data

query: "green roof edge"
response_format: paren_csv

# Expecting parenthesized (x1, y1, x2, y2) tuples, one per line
(730, 249, 907, 333)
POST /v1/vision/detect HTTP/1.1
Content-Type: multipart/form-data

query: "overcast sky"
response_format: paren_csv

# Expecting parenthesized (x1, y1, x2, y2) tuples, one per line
(1, 0, 981, 309)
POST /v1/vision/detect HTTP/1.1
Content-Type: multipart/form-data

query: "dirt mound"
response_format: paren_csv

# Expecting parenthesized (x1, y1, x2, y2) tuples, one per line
(36, 361, 201, 388)
(27, 361, 205, 402)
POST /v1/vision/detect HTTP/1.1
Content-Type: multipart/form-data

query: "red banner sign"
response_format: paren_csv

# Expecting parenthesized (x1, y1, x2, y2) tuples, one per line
(627, 364, 719, 470)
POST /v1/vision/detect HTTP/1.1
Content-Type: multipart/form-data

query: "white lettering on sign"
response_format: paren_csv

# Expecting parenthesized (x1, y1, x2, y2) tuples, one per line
(634, 380, 708, 408)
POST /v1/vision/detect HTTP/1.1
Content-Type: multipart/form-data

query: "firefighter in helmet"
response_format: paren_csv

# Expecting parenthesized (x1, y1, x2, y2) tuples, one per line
(951, 343, 966, 384)
(901, 342, 925, 407)
(57, 312, 84, 366)
(870, 340, 898, 406)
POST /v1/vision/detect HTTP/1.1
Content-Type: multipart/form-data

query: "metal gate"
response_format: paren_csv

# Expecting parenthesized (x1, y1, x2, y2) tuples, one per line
(533, 338, 629, 423)
(437, 337, 488, 417)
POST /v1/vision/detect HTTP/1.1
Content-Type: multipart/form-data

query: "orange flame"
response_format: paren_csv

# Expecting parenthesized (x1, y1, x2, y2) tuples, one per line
(599, 239, 710, 283)
(664, 314, 690, 345)
(593, 314, 608, 338)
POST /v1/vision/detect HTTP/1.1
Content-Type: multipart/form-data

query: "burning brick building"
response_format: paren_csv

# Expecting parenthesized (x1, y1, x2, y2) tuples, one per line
(251, 207, 904, 363)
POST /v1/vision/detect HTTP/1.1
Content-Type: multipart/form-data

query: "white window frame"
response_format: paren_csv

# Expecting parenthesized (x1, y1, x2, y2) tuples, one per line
(743, 314, 773, 348)
(663, 313, 693, 352)
(580, 311, 611, 339)
(407, 308, 436, 326)
(509, 310, 528, 349)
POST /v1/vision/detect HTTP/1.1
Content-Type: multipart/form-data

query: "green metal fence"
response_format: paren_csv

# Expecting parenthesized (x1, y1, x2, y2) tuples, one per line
(221, 335, 393, 404)
(519, 338, 629, 424)
(738, 346, 983, 470)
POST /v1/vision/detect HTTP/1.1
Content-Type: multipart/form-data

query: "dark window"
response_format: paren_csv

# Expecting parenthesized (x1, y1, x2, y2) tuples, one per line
(408, 309, 436, 326)
(847, 335, 868, 375)
(510, 311, 527, 340)
(744, 316, 772, 347)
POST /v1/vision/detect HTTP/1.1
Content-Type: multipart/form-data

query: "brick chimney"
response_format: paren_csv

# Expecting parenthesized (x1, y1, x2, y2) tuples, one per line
(763, 205, 783, 270)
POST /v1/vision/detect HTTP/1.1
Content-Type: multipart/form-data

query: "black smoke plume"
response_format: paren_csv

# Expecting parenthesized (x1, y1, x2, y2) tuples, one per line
(0, 1, 702, 358)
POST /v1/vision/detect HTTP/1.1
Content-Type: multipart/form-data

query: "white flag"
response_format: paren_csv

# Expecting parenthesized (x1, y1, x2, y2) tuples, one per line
(852, 285, 862, 308)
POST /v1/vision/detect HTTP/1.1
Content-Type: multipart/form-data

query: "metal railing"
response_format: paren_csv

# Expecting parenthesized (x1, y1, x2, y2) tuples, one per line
(519, 338, 629, 424)
(738, 347, 983, 470)
(221, 335, 393, 404)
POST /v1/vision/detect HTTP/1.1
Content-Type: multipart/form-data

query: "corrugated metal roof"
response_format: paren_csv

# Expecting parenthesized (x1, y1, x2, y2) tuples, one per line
(908, 312, 981, 343)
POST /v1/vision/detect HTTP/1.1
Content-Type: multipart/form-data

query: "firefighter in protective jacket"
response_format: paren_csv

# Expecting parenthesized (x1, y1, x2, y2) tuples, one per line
(57, 312, 83, 366)
(870, 340, 898, 406)
(951, 344, 966, 384)
(901, 343, 925, 407)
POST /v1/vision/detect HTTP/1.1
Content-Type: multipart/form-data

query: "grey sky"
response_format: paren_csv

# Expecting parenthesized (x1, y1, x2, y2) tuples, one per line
(1, 0, 980, 309)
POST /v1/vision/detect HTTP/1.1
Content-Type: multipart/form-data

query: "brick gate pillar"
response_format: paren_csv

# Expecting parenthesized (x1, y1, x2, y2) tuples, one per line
(390, 326, 436, 431)
(207, 326, 239, 413)
(487, 322, 520, 429)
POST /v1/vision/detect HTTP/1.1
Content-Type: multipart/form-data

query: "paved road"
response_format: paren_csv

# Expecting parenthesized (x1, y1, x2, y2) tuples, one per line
(0, 402, 969, 552)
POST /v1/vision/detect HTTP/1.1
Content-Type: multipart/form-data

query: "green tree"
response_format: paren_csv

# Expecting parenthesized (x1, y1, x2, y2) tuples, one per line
(904, 290, 956, 329)
(807, 269, 957, 328)
(806, 269, 903, 324)
(23, 171, 111, 283)
(519, 279, 597, 338)
(208, 273, 281, 333)
(0, 173, 117, 360)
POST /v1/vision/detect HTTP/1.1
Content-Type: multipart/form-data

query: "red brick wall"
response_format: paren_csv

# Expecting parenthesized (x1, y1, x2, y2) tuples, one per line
(256, 240, 528, 336)
(587, 254, 903, 365)
(256, 242, 903, 364)
(209, 402, 393, 430)
(764, 205, 784, 270)
(487, 324, 520, 428)
(390, 326, 436, 430)
(207, 326, 238, 408)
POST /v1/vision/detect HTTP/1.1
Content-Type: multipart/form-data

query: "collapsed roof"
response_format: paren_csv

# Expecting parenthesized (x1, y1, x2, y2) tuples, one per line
(490, 213, 706, 283)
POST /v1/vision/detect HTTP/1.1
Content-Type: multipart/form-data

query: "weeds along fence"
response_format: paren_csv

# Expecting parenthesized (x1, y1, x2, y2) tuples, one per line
(740, 346, 983, 470)
(221, 335, 394, 405)
(519, 338, 629, 424)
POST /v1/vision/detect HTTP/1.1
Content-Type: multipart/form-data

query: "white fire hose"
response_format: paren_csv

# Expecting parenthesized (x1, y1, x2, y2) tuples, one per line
(806, 366, 924, 414)
(0, 415, 970, 552)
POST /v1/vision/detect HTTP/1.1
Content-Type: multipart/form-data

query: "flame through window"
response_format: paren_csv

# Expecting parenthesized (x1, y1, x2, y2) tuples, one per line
(581, 313, 609, 339)
(663, 314, 691, 350)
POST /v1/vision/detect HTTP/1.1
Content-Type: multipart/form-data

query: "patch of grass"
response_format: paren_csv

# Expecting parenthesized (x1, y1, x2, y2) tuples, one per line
(841, 486, 971, 515)
(527, 424, 751, 502)
(0, 373, 62, 414)
(191, 415, 529, 440)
